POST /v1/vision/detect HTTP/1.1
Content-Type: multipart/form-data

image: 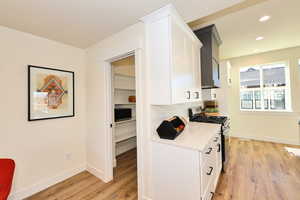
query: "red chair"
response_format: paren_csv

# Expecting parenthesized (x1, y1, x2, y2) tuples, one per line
(0, 159, 15, 200)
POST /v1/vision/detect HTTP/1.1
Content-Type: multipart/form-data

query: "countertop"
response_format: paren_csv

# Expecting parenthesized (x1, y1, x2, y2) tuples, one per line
(204, 112, 221, 116)
(152, 122, 221, 151)
(204, 112, 229, 117)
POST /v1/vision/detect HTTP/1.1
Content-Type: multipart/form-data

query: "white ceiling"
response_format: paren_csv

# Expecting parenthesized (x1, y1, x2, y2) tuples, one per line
(0, 0, 243, 48)
(192, 0, 300, 59)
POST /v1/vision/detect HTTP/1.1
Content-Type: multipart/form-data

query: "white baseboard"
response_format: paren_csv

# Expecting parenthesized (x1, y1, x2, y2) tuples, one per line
(7, 194, 16, 200)
(86, 164, 107, 182)
(230, 134, 300, 145)
(10, 164, 86, 200)
(142, 196, 152, 200)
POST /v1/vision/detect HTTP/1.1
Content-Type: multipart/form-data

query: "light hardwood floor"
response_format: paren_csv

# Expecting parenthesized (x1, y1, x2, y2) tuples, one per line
(27, 138, 300, 200)
(26, 149, 137, 200)
(214, 138, 300, 200)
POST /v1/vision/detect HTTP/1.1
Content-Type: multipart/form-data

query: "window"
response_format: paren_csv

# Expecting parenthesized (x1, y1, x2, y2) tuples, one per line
(240, 62, 291, 111)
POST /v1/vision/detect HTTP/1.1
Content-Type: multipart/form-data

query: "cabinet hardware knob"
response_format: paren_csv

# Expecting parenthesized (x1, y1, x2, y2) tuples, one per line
(210, 192, 215, 199)
(187, 91, 191, 99)
(217, 143, 221, 152)
(205, 147, 213, 154)
(207, 167, 213, 175)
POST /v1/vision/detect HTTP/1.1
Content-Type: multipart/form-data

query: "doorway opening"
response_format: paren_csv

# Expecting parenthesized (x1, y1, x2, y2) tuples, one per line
(110, 54, 138, 195)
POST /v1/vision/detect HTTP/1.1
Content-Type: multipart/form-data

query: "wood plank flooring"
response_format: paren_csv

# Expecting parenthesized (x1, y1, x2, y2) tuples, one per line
(26, 149, 137, 200)
(213, 138, 300, 200)
(27, 138, 300, 200)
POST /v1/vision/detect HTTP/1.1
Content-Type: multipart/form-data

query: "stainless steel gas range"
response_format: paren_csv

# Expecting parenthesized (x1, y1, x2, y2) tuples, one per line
(188, 108, 230, 172)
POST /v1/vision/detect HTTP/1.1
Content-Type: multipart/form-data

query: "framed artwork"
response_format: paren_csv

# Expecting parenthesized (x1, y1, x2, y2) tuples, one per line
(28, 65, 75, 121)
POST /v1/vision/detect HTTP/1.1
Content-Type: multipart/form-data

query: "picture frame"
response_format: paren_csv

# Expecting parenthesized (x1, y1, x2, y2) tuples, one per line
(28, 65, 75, 121)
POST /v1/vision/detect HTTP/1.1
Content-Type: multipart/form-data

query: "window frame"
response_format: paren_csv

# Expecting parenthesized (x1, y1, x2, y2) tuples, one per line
(239, 61, 292, 112)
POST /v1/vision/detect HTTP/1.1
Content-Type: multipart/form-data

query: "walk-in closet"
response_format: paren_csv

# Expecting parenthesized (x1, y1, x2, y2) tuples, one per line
(111, 55, 137, 169)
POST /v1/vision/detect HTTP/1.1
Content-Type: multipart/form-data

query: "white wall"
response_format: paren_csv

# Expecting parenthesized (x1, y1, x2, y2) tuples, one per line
(85, 22, 147, 186)
(215, 61, 231, 115)
(0, 26, 87, 199)
(225, 46, 300, 145)
(85, 19, 205, 199)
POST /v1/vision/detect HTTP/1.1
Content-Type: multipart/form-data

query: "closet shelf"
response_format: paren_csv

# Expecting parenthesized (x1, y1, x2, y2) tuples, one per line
(115, 103, 136, 105)
(115, 135, 136, 143)
(115, 119, 136, 125)
(114, 88, 136, 91)
(115, 73, 135, 78)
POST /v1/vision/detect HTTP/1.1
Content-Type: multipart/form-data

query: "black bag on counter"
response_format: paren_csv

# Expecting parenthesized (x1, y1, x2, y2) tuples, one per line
(156, 116, 186, 140)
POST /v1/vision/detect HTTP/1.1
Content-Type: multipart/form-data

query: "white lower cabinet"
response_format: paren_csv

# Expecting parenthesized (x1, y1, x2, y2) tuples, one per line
(201, 135, 220, 200)
(203, 182, 215, 200)
(152, 133, 222, 200)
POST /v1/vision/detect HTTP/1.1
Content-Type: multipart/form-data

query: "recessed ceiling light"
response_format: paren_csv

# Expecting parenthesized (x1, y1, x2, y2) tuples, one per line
(256, 36, 264, 41)
(259, 16, 271, 22)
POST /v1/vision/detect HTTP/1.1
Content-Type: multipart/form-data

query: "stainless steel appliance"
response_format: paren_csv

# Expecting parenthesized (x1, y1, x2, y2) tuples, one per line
(188, 108, 230, 172)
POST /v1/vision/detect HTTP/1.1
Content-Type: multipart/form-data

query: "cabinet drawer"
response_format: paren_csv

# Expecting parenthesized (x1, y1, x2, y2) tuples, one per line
(202, 138, 216, 164)
(201, 157, 216, 194)
(203, 181, 215, 200)
(212, 134, 220, 143)
(204, 192, 214, 200)
(200, 134, 220, 195)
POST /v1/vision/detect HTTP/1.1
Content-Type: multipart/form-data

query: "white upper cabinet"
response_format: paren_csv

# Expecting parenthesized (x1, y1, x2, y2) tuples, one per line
(191, 42, 202, 101)
(142, 5, 202, 105)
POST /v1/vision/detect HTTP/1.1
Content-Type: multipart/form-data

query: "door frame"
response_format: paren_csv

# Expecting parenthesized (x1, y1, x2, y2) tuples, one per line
(104, 48, 145, 200)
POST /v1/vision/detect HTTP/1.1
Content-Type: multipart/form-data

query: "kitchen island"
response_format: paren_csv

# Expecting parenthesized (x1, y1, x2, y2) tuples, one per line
(152, 122, 222, 200)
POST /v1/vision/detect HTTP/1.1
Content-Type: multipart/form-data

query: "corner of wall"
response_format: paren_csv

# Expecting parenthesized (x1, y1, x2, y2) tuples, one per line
(86, 164, 110, 183)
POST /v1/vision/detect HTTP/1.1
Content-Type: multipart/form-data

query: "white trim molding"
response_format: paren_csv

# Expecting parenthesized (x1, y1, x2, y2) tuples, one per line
(10, 164, 86, 200)
(142, 196, 153, 200)
(230, 134, 300, 146)
(86, 164, 107, 183)
(103, 48, 146, 200)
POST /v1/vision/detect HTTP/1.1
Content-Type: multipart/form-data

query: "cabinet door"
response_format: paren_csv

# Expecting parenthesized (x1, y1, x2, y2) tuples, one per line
(203, 182, 215, 200)
(195, 43, 202, 90)
(184, 35, 195, 89)
(212, 136, 222, 169)
(191, 42, 202, 100)
(171, 20, 193, 103)
(216, 141, 222, 173)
